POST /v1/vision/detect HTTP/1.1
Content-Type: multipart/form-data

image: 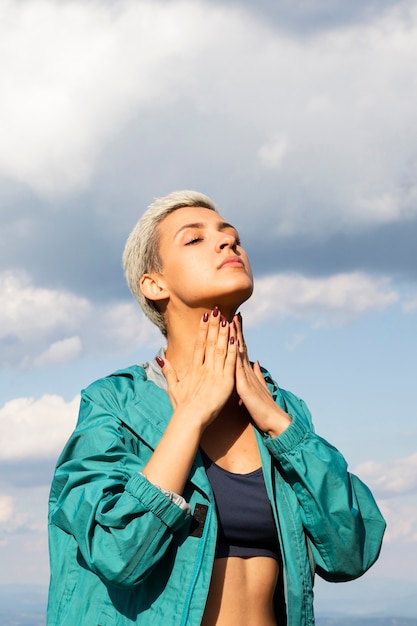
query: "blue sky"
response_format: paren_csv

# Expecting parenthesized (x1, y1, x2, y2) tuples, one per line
(0, 0, 416, 618)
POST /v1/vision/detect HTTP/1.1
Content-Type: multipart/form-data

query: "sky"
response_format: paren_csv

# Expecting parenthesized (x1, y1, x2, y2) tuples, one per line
(0, 0, 416, 618)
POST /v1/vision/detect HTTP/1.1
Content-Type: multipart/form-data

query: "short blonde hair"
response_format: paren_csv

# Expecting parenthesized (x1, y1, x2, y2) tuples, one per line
(123, 190, 218, 336)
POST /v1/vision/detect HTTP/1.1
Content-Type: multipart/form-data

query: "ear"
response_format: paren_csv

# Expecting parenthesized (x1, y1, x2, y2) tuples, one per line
(139, 273, 169, 303)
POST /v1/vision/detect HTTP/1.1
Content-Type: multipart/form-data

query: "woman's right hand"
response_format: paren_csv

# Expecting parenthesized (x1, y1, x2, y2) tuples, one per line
(142, 308, 237, 494)
(158, 307, 237, 430)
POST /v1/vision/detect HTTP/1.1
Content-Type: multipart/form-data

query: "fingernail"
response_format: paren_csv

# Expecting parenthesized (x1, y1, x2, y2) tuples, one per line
(156, 356, 164, 368)
(221, 317, 227, 327)
(213, 306, 219, 317)
(203, 312, 209, 322)
(230, 336, 235, 345)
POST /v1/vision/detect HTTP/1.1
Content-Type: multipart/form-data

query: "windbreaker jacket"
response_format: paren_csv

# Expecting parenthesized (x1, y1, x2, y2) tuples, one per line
(47, 360, 386, 626)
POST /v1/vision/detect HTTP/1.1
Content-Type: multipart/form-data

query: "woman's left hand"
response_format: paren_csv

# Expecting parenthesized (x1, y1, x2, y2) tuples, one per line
(234, 314, 292, 438)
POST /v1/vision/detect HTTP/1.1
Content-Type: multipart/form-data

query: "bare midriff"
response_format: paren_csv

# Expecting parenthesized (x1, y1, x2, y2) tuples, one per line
(201, 555, 279, 626)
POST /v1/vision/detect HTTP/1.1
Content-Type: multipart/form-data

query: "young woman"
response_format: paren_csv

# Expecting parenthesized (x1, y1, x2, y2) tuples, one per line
(47, 190, 386, 626)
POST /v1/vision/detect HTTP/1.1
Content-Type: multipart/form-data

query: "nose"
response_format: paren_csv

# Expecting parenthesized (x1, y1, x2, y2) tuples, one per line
(216, 232, 238, 252)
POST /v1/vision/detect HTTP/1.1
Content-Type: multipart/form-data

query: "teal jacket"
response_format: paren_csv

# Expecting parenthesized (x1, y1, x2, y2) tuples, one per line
(47, 360, 385, 626)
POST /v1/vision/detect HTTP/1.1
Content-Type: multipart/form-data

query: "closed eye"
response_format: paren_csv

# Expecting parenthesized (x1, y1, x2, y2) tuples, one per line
(185, 236, 203, 245)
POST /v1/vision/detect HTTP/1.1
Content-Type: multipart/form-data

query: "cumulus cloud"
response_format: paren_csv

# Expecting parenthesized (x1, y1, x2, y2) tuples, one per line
(32, 336, 83, 367)
(0, 0, 220, 196)
(0, 270, 90, 336)
(257, 134, 289, 170)
(0, 494, 29, 540)
(354, 452, 417, 544)
(0, 0, 417, 237)
(403, 294, 417, 313)
(242, 271, 398, 325)
(0, 270, 90, 367)
(0, 494, 14, 525)
(0, 487, 50, 556)
(355, 452, 417, 498)
(378, 499, 417, 544)
(0, 394, 79, 461)
(0, 270, 159, 368)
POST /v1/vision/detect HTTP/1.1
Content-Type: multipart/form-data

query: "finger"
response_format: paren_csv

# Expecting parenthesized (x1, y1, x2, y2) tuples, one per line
(234, 313, 245, 351)
(253, 360, 268, 389)
(215, 316, 232, 359)
(234, 314, 250, 371)
(192, 311, 211, 366)
(155, 356, 180, 406)
(224, 319, 238, 372)
(204, 306, 223, 365)
(156, 355, 178, 386)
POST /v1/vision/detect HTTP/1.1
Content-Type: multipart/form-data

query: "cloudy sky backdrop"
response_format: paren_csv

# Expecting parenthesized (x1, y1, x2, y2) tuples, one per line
(1, 0, 416, 618)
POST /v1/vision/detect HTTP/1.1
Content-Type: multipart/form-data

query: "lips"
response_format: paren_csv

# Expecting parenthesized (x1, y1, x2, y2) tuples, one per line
(218, 256, 245, 269)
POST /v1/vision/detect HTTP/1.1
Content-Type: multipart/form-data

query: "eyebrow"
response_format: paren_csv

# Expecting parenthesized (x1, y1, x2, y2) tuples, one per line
(174, 221, 237, 238)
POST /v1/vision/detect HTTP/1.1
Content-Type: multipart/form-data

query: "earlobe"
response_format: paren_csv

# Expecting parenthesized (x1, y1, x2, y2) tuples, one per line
(140, 273, 169, 302)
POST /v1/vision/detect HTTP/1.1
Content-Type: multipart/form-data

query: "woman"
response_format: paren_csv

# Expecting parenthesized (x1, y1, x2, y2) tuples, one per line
(47, 190, 385, 626)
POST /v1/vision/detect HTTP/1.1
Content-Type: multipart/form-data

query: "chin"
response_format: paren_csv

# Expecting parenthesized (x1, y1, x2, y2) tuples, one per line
(218, 284, 254, 310)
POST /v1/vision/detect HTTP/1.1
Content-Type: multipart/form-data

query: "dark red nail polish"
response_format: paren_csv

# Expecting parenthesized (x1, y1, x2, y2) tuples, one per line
(230, 336, 235, 345)
(221, 317, 227, 327)
(156, 356, 164, 368)
(213, 306, 219, 317)
(203, 312, 209, 322)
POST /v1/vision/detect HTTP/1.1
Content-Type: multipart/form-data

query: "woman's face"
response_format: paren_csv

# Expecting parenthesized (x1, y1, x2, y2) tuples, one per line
(154, 205, 254, 312)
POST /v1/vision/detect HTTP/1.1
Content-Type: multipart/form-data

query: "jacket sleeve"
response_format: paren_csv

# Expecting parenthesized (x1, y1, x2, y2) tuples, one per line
(49, 375, 190, 588)
(263, 387, 386, 582)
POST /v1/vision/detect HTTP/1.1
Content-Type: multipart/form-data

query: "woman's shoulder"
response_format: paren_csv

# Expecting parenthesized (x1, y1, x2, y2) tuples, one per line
(81, 357, 166, 414)
(79, 351, 168, 414)
(82, 363, 146, 397)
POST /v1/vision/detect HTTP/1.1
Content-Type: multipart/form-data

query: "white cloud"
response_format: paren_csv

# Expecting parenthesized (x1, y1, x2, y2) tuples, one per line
(32, 336, 83, 367)
(0, 0, 417, 236)
(355, 452, 417, 497)
(0, 494, 29, 540)
(0, 394, 79, 461)
(257, 134, 289, 169)
(242, 271, 398, 325)
(356, 193, 403, 223)
(0, 494, 14, 524)
(403, 294, 417, 313)
(0, 270, 90, 367)
(353, 452, 417, 545)
(97, 302, 160, 351)
(377, 499, 417, 544)
(0, 270, 159, 368)
(0, 270, 90, 337)
(0, 0, 219, 196)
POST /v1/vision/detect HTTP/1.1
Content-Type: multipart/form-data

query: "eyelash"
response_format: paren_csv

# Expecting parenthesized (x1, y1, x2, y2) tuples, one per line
(185, 237, 203, 245)
(185, 236, 241, 246)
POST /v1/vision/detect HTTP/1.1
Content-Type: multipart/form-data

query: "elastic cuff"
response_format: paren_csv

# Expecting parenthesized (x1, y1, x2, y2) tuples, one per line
(138, 473, 191, 515)
(126, 472, 188, 531)
(264, 414, 309, 456)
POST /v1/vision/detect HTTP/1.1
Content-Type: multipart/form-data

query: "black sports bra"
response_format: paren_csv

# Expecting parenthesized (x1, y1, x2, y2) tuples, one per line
(200, 449, 280, 560)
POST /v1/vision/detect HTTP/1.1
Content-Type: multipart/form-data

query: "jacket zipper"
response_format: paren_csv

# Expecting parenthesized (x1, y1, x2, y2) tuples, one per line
(180, 505, 213, 626)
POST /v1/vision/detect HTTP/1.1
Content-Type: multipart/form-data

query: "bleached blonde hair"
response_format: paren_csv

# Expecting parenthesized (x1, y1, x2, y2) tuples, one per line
(123, 190, 218, 336)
